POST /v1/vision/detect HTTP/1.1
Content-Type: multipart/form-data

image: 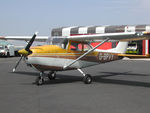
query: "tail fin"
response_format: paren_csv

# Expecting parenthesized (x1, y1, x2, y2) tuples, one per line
(95, 41, 128, 54)
(113, 41, 128, 54)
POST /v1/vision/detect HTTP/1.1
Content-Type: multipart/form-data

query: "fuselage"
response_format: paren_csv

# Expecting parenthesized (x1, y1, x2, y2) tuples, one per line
(26, 45, 121, 72)
(25, 24, 150, 72)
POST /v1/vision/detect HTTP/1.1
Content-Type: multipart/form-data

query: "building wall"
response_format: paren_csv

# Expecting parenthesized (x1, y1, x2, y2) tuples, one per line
(142, 40, 149, 55)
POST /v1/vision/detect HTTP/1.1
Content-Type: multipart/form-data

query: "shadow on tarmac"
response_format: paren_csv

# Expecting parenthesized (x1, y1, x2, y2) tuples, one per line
(11, 71, 39, 76)
(98, 71, 150, 77)
(11, 71, 150, 88)
(94, 71, 150, 88)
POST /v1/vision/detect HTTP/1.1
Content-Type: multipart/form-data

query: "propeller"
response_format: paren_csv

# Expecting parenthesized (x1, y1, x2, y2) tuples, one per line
(13, 32, 38, 72)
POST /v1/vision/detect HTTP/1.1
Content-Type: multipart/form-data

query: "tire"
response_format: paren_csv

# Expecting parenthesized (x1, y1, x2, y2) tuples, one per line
(83, 74, 92, 84)
(35, 76, 44, 86)
(48, 71, 56, 80)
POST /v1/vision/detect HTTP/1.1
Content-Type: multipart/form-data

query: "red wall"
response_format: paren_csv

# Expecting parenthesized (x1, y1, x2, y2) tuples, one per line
(91, 42, 112, 50)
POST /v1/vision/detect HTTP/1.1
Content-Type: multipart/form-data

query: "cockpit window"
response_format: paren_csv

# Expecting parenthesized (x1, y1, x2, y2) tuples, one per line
(52, 38, 68, 49)
(70, 42, 81, 51)
(70, 42, 91, 51)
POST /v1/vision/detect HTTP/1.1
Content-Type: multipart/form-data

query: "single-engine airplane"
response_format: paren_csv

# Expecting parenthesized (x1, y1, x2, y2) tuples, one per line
(1, 25, 150, 85)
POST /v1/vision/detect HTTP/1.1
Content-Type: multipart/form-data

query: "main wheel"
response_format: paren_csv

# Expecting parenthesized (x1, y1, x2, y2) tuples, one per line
(48, 71, 56, 80)
(35, 76, 44, 85)
(83, 74, 92, 84)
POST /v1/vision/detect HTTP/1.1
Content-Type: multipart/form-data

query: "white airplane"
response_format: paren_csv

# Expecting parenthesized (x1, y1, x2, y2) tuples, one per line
(1, 25, 150, 85)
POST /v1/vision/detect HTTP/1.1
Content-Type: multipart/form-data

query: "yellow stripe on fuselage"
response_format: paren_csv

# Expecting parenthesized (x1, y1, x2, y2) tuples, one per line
(29, 45, 99, 57)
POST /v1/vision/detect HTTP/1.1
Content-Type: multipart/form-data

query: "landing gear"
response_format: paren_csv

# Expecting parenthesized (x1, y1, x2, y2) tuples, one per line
(48, 71, 56, 80)
(35, 69, 92, 85)
(83, 74, 92, 84)
(35, 71, 57, 85)
(77, 69, 92, 84)
(35, 72, 44, 85)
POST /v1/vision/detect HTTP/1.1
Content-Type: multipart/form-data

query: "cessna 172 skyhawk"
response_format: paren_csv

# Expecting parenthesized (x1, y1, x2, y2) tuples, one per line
(1, 25, 150, 85)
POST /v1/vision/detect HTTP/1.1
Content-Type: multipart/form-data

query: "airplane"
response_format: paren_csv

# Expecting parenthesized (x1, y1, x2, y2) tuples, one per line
(1, 25, 150, 85)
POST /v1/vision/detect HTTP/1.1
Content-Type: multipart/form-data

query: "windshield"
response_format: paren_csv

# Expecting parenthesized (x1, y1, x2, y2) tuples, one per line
(52, 38, 68, 49)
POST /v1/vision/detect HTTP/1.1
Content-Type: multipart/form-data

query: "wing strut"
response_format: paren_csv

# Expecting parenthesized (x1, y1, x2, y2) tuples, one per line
(63, 38, 110, 70)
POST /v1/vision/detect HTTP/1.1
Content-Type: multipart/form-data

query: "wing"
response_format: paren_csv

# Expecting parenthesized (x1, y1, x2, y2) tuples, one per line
(67, 31, 150, 42)
(0, 36, 48, 42)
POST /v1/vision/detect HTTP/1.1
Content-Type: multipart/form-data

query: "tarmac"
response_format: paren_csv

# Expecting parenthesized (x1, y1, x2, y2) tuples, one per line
(0, 57, 150, 113)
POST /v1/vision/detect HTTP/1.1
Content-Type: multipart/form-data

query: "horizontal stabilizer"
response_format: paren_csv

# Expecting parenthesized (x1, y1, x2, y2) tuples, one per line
(118, 54, 150, 59)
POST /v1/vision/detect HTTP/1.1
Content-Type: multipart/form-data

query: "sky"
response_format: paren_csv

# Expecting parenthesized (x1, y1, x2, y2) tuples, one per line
(0, 0, 150, 37)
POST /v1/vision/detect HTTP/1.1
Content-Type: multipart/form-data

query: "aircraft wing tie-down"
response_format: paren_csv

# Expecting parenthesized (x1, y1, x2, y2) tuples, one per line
(12, 29, 150, 85)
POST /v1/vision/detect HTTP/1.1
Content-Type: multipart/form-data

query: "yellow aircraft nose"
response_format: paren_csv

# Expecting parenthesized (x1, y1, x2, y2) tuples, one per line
(18, 49, 29, 56)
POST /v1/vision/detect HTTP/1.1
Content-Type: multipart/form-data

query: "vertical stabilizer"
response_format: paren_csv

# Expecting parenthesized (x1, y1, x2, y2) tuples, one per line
(95, 41, 128, 54)
(114, 41, 128, 54)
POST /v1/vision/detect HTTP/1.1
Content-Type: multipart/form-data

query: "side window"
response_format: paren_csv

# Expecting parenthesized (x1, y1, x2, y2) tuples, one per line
(70, 42, 91, 51)
(70, 42, 81, 51)
(83, 44, 91, 51)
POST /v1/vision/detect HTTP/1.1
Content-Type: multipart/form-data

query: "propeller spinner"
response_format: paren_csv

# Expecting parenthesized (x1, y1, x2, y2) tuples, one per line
(13, 32, 38, 72)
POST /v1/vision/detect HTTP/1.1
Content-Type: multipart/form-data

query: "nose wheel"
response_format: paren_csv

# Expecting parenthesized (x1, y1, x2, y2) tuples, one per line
(35, 71, 57, 86)
(35, 72, 44, 85)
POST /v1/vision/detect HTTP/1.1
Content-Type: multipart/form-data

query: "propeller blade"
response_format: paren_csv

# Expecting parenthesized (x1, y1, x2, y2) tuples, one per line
(25, 32, 38, 52)
(13, 55, 23, 72)
(13, 32, 38, 72)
